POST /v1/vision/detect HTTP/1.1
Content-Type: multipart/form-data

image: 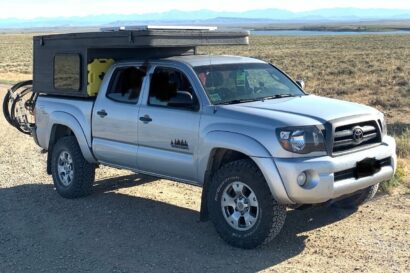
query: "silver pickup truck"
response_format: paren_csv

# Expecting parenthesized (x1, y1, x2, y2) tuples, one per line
(28, 55, 397, 248)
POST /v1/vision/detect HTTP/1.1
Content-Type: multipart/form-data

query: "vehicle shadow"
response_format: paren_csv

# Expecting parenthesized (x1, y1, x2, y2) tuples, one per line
(0, 174, 356, 273)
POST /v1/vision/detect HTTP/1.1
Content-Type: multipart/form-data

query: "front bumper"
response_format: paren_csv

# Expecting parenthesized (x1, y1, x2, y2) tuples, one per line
(273, 136, 397, 204)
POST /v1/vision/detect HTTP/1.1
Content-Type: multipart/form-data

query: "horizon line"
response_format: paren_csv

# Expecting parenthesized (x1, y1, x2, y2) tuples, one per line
(2, 6, 410, 21)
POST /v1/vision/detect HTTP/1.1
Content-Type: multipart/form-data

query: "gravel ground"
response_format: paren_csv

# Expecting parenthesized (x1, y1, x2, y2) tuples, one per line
(0, 85, 409, 273)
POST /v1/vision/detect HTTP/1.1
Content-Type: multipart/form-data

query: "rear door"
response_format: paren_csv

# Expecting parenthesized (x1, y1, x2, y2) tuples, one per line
(137, 65, 201, 182)
(92, 65, 146, 169)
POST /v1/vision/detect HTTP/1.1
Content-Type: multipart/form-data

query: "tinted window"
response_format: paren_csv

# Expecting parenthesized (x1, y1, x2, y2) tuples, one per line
(54, 54, 81, 91)
(107, 67, 146, 103)
(148, 67, 198, 110)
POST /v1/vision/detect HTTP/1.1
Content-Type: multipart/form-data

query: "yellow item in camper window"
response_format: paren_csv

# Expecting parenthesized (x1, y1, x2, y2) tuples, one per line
(87, 59, 115, 96)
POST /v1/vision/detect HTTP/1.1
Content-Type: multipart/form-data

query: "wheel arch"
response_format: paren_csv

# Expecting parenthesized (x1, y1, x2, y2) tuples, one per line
(45, 113, 97, 174)
(198, 131, 291, 221)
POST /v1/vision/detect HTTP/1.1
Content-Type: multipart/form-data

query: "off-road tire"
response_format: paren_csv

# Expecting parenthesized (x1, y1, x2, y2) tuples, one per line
(51, 136, 95, 198)
(334, 183, 379, 209)
(207, 159, 286, 249)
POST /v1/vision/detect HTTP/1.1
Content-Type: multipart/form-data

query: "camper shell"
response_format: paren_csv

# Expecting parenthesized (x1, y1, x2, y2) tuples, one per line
(32, 26, 249, 97)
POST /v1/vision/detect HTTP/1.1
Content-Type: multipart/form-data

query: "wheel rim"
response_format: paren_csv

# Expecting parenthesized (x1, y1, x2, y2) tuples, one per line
(221, 181, 259, 231)
(57, 151, 74, 187)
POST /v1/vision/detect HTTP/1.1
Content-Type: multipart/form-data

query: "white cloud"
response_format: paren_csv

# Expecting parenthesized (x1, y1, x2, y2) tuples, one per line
(1, 0, 410, 19)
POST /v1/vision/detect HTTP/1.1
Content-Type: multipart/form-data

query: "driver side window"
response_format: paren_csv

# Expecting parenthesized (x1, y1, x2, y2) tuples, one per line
(148, 67, 198, 110)
(107, 66, 146, 103)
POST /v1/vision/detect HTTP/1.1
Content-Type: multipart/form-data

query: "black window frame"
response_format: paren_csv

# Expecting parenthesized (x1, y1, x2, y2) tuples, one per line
(53, 53, 82, 92)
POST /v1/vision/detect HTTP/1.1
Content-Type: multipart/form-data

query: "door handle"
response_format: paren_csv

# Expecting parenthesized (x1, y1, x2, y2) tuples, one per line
(97, 109, 108, 117)
(139, 115, 152, 123)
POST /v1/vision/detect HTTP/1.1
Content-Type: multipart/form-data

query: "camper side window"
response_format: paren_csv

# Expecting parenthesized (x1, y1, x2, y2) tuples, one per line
(106, 67, 146, 103)
(54, 54, 81, 91)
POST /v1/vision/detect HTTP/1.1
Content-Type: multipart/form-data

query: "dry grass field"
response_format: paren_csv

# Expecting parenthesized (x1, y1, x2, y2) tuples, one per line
(0, 34, 32, 82)
(0, 33, 409, 272)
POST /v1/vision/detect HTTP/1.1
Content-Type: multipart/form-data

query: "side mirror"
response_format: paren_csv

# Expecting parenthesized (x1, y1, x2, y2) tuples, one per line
(168, 91, 195, 108)
(296, 80, 305, 90)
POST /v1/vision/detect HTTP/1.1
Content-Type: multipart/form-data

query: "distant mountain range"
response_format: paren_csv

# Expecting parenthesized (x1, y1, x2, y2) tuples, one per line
(1, 8, 410, 28)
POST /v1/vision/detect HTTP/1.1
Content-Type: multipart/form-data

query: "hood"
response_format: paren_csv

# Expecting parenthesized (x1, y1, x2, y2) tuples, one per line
(226, 95, 379, 123)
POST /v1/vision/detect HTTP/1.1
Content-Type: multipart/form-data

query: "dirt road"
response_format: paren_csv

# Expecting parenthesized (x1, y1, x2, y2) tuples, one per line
(0, 85, 409, 273)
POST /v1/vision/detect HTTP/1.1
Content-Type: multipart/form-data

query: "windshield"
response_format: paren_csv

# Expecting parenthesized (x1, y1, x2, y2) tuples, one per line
(194, 63, 305, 105)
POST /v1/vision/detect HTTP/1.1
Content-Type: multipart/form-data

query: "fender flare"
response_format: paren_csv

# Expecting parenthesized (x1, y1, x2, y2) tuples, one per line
(198, 131, 292, 220)
(201, 130, 271, 161)
(46, 112, 97, 165)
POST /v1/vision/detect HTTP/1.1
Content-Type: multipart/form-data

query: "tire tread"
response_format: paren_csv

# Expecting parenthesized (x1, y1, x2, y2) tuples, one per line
(51, 136, 95, 198)
(208, 159, 286, 249)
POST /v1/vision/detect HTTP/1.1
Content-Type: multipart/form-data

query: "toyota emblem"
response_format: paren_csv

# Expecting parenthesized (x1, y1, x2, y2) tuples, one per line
(352, 127, 364, 142)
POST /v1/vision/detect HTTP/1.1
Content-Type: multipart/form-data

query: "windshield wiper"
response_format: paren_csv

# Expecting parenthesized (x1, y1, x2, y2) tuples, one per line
(216, 98, 260, 105)
(216, 94, 298, 105)
(260, 94, 297, 101)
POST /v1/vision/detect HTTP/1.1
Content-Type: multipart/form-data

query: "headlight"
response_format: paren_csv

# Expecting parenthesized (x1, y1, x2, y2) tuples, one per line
(277, 126, 326, 154)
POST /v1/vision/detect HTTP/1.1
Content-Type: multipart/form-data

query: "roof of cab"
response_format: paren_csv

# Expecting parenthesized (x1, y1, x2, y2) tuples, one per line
(165, 55, 266, 67)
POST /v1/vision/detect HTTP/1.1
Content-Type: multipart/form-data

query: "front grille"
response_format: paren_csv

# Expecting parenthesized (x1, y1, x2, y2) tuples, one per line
(332, 120, 381, 154)
(334, 157, 391, 182)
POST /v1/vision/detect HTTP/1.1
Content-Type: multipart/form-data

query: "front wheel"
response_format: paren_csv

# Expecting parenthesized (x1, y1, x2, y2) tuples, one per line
(207, 159, 286, 249)
(51, 136, 95, 198)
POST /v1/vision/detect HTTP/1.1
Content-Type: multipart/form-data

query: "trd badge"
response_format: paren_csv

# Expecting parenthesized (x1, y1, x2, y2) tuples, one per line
(171, 139, 189, 150)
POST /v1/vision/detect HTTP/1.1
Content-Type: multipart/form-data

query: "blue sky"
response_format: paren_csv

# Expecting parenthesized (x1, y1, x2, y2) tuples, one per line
(2, 0, 410, 19)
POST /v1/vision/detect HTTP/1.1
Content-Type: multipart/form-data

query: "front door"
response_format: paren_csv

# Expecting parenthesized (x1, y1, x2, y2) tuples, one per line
(137, 66, 201, 182)
(92, 66, 146, 169)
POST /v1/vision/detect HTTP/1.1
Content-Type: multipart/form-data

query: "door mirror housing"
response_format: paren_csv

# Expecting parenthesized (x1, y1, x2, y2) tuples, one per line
(296, 80, 305, 90)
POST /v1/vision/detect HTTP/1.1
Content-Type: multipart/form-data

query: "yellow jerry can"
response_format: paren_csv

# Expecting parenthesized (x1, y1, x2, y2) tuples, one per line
(87, 59, 115, 96)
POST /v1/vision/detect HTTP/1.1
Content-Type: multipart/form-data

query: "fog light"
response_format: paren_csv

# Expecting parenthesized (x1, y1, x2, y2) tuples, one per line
(297, 172, 307, 186)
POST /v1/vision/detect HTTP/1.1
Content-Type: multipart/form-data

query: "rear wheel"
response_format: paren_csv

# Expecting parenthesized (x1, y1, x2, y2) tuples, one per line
(334, 183, 379, 209)
(51, 136, 95, 198)
(208, 159, 286, 249)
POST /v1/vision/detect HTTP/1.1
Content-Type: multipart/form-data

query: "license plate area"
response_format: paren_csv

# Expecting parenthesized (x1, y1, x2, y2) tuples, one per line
(355, 157, 381, 179)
